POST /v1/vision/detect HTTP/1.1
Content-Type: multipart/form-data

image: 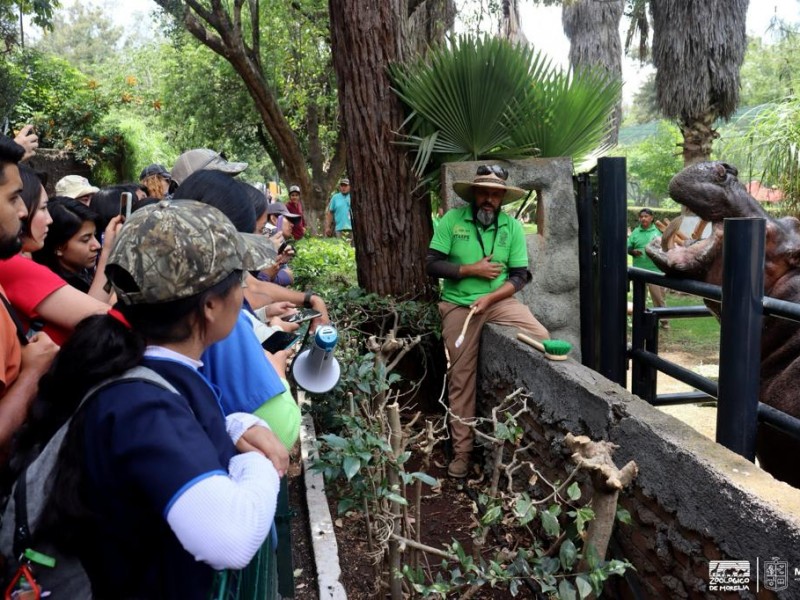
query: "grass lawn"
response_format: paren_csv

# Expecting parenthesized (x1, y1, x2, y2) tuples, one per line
(658, 293, 720, 361)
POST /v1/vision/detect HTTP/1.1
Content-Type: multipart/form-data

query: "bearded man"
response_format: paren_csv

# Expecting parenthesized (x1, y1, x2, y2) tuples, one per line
(426, 165, 549, 478)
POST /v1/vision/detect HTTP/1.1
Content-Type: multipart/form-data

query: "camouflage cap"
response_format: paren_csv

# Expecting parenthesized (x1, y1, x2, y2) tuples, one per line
(107, 199, 276, 305)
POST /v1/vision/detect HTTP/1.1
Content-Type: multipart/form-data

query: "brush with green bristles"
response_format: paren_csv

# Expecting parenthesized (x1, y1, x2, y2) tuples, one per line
(517, 333, 572, 361)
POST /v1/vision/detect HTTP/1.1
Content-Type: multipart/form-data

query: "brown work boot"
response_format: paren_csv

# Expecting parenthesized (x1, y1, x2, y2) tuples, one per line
(448, 454, 470, 478)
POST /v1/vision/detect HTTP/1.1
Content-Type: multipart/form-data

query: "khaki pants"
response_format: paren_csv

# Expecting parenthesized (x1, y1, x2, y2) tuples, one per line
(647, 284, 668, 326)
(440, 298, 549, 456)
(648, 283, 665, 308)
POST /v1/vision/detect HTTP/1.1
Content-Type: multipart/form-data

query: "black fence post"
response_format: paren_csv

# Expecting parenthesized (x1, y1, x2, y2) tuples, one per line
(597, 157, 627, 386)
(630, 277, 657, 402)
(576, 173, 596, 369)
(716, 218, 765, 461)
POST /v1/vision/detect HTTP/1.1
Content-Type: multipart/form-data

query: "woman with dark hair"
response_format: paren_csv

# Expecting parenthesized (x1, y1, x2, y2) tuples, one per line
(246, 182, 269, 234)
(89, 183, 145, 232)
(174, 170, 304, 449)
(32, 197, 117, 300)
(0, 166, 110, 345)
(173, 170, 257, 233)
(10, 201, 281, 598)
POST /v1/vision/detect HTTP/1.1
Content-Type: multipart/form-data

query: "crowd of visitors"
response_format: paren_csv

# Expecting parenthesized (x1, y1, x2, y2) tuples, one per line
(0, 124, 563, 594)
(0, 133, 336, 597)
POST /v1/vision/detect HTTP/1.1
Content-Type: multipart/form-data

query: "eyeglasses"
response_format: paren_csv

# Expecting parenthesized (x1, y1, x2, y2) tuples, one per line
(239, 270, 249, 288)
(476, 165, 508, 180)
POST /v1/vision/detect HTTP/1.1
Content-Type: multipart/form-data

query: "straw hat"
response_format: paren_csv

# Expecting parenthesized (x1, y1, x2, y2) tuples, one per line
(452, 168, 525, 205)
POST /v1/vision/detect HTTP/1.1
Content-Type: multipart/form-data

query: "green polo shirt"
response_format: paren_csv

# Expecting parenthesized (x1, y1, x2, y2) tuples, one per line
(430, 205, 528, 306)
(627, 224, 661, 272)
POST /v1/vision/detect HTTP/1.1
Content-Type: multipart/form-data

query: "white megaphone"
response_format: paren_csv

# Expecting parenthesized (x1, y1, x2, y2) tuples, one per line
(292, 324, 341, 393)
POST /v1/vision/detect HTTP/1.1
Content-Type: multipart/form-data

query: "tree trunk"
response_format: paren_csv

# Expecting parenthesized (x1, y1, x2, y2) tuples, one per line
(329, 0, 437, 299)
(562, 0, 624, 146)
(679, 113, 719, 166)
(499, 0, 527, 46)
(152, 0, 347, 230)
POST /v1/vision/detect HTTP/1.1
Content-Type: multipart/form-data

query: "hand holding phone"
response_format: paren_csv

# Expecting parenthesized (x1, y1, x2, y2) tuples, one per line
(120, 192, 133, 220)
(282, 308, 322, 324)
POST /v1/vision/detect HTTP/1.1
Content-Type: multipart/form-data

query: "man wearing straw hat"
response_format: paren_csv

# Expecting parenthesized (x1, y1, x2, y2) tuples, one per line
(427, 165, 549, 478)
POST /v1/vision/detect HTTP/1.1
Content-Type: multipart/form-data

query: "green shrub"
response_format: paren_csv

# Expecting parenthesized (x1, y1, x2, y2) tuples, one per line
(627, 206, 681, 230)
(291, 236, 357, 296)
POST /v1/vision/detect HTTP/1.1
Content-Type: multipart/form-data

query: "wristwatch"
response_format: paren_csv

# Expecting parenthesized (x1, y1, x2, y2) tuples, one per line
(303, 290, 315, 308)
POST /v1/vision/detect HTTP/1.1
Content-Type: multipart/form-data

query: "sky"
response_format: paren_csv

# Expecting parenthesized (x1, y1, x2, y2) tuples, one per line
(61, 0, 800, 104)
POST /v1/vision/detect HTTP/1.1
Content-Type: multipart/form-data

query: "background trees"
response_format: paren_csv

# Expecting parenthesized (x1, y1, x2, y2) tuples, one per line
(151, 0, 344, 228)
(651, 0, 749, 166)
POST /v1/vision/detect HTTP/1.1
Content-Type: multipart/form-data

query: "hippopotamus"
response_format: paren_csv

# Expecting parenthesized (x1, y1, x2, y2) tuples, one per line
(646, 161, 800, 487)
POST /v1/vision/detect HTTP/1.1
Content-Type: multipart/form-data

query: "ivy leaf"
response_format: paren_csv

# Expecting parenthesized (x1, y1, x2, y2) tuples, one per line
(557, 579, 577, 600)
(320, 433, 347, 449)
(410, 471, 438, 486)
(384, 492, 408, 506)
(342, 456, 361, 480)
(575, 575, 593, 599)
(559, 538, 577, 570)
(337, 497, 355, 514)
(616, 507, 632, 524)
(567, 482, 581, 501)
(541, 508, 560, 538)
(481, 505, 502, 525)
(358, 361, 373, 378)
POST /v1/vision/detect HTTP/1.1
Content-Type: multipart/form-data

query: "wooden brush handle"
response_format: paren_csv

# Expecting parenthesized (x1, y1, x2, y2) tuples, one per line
(517, 333, 545, 353)
(458, 306, 478, 339)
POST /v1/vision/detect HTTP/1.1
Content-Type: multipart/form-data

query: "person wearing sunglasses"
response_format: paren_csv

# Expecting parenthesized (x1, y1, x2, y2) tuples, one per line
(426, 165, 550, 478)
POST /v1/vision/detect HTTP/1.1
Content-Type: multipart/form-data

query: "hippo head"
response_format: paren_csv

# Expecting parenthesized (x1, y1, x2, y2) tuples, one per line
(668, 162, 766, 222)
(648, 161, 800, 289)
(647, 162, 768, 280)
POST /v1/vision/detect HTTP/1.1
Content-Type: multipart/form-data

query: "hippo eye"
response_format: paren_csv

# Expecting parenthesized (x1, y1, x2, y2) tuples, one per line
(722, 163, 738, 178)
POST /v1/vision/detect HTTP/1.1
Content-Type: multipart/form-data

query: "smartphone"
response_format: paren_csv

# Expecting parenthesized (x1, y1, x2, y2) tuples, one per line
(261, 331, 301, 353)
(120, 192, 133, 220)
(283, 308, 322, 324)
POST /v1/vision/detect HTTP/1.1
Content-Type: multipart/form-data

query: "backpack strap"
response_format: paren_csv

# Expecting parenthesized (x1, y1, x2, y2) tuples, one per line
(0, 293, 29, 347)
(10, 366, 178, 559)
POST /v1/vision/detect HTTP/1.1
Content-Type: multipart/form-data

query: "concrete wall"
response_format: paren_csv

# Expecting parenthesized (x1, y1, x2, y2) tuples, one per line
(478, 324, 800, 599)
(441, 158, 581, 360)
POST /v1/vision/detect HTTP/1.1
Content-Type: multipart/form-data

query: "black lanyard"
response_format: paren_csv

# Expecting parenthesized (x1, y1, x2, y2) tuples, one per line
(473, 220, 498, 258)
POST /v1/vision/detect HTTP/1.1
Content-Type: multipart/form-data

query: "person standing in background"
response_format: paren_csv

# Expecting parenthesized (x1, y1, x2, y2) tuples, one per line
(627, 208, 669, 329)
(325, 178, 352, 239)
(285, 185, 306, 240)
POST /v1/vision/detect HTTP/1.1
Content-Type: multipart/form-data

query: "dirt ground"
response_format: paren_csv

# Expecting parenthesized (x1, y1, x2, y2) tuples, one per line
(645, 350, 719, 441)
(286, 346, 723, 599)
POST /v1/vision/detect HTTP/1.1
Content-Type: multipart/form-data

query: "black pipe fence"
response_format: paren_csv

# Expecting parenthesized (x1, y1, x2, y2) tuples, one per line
(580, 159, 800, 463)
(626, 219, 800, 461)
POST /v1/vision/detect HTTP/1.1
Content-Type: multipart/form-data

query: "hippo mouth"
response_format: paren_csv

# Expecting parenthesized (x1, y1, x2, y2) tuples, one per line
(644, 161, 760, 277)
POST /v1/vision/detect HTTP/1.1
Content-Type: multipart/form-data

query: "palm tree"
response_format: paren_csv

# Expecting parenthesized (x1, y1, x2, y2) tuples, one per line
(562, 0, 624, 145)
(388, 35, 621, 182)
(651, 0, 749, 166)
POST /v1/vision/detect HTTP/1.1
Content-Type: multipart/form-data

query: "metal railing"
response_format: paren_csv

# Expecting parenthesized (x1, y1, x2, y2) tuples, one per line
(626, 219, 800, 461)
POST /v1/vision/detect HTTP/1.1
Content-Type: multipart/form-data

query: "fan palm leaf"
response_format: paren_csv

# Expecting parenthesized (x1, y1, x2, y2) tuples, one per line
(389, 34, 621, 178)
(389, 36, 554, 172)
(507, 66, 622, 161)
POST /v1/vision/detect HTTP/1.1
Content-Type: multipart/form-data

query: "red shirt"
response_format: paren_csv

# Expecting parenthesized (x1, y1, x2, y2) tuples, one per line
(0, 254, 70, 345)
(285, 199, 306, 240)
